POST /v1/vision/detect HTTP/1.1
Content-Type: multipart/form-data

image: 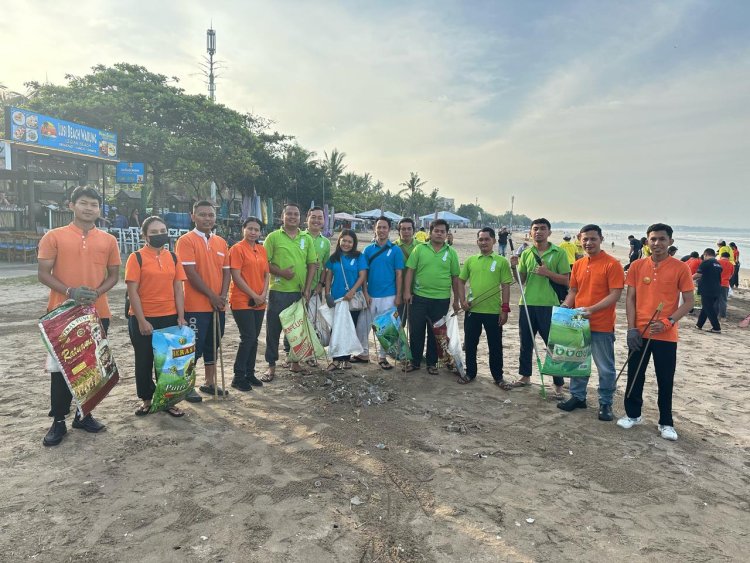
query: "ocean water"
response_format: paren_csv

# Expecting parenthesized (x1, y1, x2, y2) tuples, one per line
(601, 228, 750, 255)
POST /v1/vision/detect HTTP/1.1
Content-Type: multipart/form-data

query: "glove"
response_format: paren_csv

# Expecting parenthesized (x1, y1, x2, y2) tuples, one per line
(69, 286, 98, 305)
(627, 328, 643, 351)
(325, 293, 335, 308)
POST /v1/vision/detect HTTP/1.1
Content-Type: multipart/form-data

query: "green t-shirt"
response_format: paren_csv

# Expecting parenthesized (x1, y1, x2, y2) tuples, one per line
(517, 243, 570, 306)
(459, 252, 513, 314)
(304, 231, 331, 288)
(406, 242, 460, 299)
(263, 228, 316, 292)
(395, 238, 418, 262)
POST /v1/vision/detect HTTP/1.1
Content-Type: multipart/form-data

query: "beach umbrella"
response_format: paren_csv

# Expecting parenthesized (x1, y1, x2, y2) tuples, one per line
(241, 194, 251, 221)
(252, 193, 262, 219)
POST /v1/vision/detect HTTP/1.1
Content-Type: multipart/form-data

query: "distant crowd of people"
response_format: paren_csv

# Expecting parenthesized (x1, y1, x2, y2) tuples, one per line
(36, 186, 745, 448)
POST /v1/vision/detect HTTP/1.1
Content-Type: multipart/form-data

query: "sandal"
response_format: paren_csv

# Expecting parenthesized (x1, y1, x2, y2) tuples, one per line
(350, 356, 369, 364)
(456, 376, 473, 385)
(402, 364, 418, 373)
(280, 359, 291, 369)
(496, 380, 513, 391)
(134, 404, 150, 416)
(427, 366, 439, 376)
(326, 362, 341, 372)
(290, 364, 312, 375)
(510, 379, 531, 388)
(342, 361, 352, 370)
(166, 406, 185, 417)
(378, 359, 393, 370)
(260, 369, 275, 383)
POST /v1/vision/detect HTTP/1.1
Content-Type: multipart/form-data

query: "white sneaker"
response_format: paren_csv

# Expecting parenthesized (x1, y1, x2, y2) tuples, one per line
(658, 425, 678, 441)
(616, 415, 643, 429)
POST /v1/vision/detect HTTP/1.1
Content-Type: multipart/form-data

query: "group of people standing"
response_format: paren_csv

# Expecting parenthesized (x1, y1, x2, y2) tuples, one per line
(36, 186, 697, 447)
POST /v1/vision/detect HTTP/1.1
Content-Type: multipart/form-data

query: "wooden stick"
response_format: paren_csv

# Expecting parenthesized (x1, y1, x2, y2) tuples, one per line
(614, 302, 664, 384)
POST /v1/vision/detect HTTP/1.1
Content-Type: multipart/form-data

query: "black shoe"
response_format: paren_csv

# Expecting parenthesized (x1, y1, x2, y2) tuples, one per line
(557, 396, 587, 412)
(247, 374, 264, 387)
(185, 389, 203, 403)
(231, 379, 253, 392)
(43, 420, 67, 447)
(598, 403, 614, 421)
(199, 384, 228, 396)
(72, 414, 106, 433)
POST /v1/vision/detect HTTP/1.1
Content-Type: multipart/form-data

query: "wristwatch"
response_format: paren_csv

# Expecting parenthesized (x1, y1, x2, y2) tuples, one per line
(667, 316, 675, 326)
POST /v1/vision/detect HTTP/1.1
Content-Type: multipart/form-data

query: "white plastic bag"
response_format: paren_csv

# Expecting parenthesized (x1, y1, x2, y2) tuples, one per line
(355, 305, 373, 355)
(328, 300, 364, 358)
(308, 294, 333, 346)
(446, 315, 467, 380)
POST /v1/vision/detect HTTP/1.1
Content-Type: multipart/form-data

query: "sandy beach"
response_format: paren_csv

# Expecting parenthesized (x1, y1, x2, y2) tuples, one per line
(1, 228, 749, 562)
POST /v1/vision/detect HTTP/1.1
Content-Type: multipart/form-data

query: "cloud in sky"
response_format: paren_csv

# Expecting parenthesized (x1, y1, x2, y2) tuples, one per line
(3, 0, 749, 227)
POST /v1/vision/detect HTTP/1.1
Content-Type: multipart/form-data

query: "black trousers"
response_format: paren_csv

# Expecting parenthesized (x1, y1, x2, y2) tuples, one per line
(730, 263, 740, 288)
(696, 294, 721, 331)
(408, 295, 450, 367)
(464, 312, 504, 381)
(232, 308, 265, 379)
(518, 305, 564, 386)
(49, 318, 110, 419)
(128, 314, 178, 401)
(265, 290, 301, 365)
(624, 339, 677, 426)
(333, 310, 360, 361)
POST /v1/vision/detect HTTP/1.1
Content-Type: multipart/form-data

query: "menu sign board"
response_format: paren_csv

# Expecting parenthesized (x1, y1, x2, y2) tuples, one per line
(5, 106, 118, 161)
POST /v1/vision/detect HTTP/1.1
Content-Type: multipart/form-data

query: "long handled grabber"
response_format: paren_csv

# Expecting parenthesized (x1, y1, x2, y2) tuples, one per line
(400, 301, 411, 371)
(213, 309, 227, 400)
(626, 335, 654, 399)
(450, 286, 500, 317)
(614, 302, 663, 385)
(513, 267, 548, 399)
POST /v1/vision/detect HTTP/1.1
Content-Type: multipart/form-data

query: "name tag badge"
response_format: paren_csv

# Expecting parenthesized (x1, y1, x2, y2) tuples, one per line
(490, 260, 497, 272)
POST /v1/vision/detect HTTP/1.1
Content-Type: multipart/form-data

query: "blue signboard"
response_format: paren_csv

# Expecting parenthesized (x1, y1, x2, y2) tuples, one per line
(6, 106, 118, 161)
(116, 162, 145, 184)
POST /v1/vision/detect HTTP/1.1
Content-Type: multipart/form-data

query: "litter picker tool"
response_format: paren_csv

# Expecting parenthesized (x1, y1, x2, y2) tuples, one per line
(213, 309, 226, 400)
(450, 286, 500, 317)
(513, 265, 548, 399)
(614, 302, 663, 384)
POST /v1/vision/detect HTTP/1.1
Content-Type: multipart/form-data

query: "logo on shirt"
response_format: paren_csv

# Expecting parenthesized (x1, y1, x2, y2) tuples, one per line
(320, 240, 324, 248)
(490, 260, 497, 272)
(300, 239, 306, 250)
(442, 251, 448, 262)
(386, 249, 392, 257)
(350, 258, 355, 266)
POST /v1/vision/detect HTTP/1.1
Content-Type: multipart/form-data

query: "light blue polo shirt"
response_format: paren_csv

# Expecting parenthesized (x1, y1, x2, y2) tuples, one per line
(363, 240, 404, 298)
(325, 254, 368, 300)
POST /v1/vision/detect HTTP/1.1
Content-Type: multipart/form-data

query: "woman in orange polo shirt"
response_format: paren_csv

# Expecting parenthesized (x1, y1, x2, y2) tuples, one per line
(126, 216, 188, 417)
(229, 216, 270, 391)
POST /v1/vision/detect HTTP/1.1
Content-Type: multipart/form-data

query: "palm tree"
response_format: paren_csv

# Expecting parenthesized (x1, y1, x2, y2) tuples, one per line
(322, 148, 346, 190)
(397, 171, 427, 218)
(0, 84, 26, 105)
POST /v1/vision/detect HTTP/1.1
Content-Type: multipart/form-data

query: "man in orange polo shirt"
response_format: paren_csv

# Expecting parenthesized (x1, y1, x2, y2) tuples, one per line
(176, 200, 231, 400)
(558, 224, 624, 421)
(717, 251, 733, 319)
(617, 223, 694, 441)
(37, 186, 121, 446)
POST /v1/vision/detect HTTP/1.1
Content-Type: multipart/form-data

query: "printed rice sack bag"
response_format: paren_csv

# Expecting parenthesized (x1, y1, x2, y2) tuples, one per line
(280, 299, 326, 362)
(372, 307, 411, 362)
(541, 306, 592, 377)
(150, 325, 196, 413)
(39, 301, 119, 418)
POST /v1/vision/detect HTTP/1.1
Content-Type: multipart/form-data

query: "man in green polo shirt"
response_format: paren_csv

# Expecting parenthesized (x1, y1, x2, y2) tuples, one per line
(403, 218, 461, 374)
(459, 227, 513, 388)
(510, 217, 570, 397)
(262, 203, 317, 380)
(395, 217, 418, 323)
(303, 206, 331, 295)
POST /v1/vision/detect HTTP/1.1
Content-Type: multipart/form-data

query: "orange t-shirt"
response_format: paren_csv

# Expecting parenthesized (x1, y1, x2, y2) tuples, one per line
(685, 257, 701, 275)
(625, 256, 694, 342)
(228, 240, 269, 310)
(569, 251, 624, 332)
(125, 247, 187, 317)
(719, 258, 733, 287)
(37, 224, 121, 318)
(175, 230, 230, 313)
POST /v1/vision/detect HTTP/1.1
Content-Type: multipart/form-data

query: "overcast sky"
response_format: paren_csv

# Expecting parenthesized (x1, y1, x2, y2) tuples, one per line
(3, 0, 749, 227)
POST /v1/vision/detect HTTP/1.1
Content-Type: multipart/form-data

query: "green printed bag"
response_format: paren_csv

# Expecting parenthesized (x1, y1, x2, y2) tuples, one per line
(150, 325, 196, 413)
(280, 299, 327, 362)
(541, 307, 591, 377)
(372, 307, 412, 362)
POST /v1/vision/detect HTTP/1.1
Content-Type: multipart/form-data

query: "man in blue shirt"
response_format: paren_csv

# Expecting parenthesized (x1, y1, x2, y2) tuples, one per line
(362, 216, 404, 369)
